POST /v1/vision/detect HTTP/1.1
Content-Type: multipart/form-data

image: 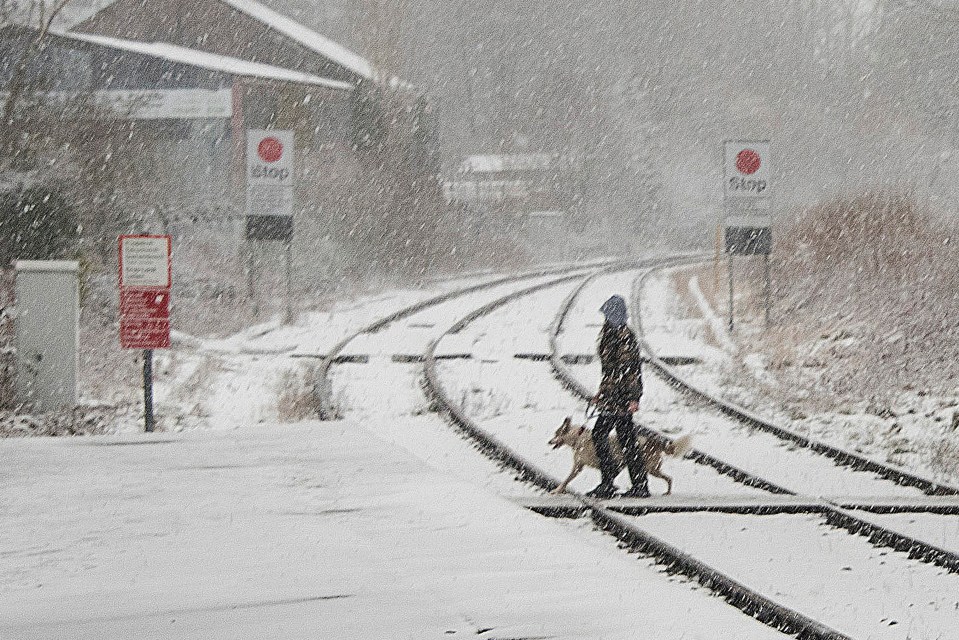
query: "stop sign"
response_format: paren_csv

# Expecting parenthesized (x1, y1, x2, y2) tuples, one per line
(724, 140, 770, 199)
(247, 130, 294, 187)
(257, 137, 284, 163)
(735, 149, 761, 175)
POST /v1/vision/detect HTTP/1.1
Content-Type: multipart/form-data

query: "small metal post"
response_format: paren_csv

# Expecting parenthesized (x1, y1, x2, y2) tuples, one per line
(143, 349, 155, 433)
(728, 254, 735, 332)
(764, 253, 772, 326)
(714, 224, 722, 293)
(247, 240, 258, 317)
(284, 238, 293, 324)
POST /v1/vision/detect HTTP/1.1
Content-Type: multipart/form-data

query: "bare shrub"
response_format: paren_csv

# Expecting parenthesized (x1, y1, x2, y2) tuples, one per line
(765, 190, 959, 400)
(928, 437, 959, 481)
(275, 366, 324, 422)
(0, 405, 115, 438)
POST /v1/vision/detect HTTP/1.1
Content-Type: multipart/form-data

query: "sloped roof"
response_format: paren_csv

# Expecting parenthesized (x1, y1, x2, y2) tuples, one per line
(57, 30, 353, 90)
(219, 0, 375, 80)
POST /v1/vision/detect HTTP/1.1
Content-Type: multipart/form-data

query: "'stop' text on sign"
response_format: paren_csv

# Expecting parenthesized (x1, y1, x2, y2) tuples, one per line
(119, 235, 171, 288)
(724, 140, 771, 200)
(247, 130, 294, 188)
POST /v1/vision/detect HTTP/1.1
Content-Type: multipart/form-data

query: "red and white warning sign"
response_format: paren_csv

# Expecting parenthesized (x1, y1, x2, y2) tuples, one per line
(247, 130, 294, 188)
(724, 140, 771, 199)
(119, 235, 171, 349)
(247, 129, 295, 219)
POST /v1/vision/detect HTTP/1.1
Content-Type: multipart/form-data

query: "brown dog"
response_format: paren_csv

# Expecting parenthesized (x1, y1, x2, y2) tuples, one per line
(548, 416, 693, 495)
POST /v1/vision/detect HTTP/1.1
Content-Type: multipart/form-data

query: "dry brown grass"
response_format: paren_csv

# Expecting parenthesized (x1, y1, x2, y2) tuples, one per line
(683, 190, 959, 424)
(767, 190, 959, 401)
(275, 366, 323, 423)
(928, 437, 959, 479)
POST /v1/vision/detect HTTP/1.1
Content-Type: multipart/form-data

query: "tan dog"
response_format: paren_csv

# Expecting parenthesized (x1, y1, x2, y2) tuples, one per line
(548, 416, 693, 495)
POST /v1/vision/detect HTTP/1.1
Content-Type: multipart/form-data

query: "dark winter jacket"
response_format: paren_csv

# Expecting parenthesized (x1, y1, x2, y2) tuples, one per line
(596, 323, 644, 414)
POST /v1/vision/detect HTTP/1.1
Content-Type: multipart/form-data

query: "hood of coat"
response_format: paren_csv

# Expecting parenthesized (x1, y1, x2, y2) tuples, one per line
(600, 295, 628, 328)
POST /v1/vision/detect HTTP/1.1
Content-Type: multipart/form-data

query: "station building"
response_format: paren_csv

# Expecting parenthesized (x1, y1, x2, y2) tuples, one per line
(0, 0, 441, 282)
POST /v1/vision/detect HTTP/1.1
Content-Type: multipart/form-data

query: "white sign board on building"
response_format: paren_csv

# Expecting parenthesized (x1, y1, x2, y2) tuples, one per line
(246, 130, 295, 219)
(724, 140, 771, 200)
(102, 88, 233, 120)
(0, 88, 234, 120)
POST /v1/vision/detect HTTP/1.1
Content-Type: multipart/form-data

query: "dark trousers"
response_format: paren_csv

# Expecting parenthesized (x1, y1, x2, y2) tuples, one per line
(591, 413, 648, 490)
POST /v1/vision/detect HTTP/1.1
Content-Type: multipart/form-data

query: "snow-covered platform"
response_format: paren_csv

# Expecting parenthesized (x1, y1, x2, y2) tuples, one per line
(0, 421, 786, 640)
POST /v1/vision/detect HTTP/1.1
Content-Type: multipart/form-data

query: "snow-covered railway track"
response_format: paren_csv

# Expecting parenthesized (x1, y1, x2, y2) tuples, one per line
(425, 258, 957, 639)
(421, 259, 858, 640)
(324, 257, 959, 639)
(550, 266, 959, 575)
(315, 260, 620, 419)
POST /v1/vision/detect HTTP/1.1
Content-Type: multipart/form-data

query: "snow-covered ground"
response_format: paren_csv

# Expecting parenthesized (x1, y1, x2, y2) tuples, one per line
(3, 261, 959, 638)
(0, 422, 786, 640)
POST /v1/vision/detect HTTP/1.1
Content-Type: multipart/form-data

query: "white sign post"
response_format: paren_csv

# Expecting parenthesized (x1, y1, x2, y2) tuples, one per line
(722, 140, 773, 331)
(245, 129, 295, 323)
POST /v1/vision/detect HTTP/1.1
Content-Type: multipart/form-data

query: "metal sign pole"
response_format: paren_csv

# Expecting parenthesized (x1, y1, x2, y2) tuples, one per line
(247, 240, 255, 296)
(247, 241, 258, 317)
(284, 238, 293, 324)
(728, 253, 735, 332)
(143, 348, 155, 433)
(714, 225, 722, 293)
(764, 253, 771, 326)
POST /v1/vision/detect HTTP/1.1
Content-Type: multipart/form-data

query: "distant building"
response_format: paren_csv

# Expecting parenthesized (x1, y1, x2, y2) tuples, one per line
(446, 152, 583, 216)
(68, 0, 441, 198)
(0, 23, 353, 212)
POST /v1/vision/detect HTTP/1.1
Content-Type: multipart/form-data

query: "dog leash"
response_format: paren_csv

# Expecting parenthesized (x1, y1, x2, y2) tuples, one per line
(584, 399, 598, 424)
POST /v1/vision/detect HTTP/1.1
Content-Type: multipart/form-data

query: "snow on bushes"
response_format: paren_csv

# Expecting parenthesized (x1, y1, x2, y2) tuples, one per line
(771, 191, 959, 398)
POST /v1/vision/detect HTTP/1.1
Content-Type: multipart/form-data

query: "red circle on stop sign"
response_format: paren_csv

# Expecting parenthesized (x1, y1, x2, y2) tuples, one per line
(736, 149, 761, 175)
(257, 137, 283, 163)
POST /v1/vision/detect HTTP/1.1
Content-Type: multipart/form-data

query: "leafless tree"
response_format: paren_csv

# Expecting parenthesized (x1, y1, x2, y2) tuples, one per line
(1, 0, 75, 163)
(355, 0, 413, 82)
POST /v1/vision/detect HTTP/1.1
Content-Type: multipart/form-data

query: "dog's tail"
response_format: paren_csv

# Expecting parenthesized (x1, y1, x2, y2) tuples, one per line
(665, 434, 693, 457)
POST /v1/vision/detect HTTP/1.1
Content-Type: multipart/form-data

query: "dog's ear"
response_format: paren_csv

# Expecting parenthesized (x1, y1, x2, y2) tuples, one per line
(577, 426, 586, 436)
(563, 416, 572, 428)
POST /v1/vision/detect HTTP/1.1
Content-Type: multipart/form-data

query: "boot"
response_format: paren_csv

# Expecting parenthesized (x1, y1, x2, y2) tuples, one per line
(621, 484, 650, 498)
(585, 483, 619, 499)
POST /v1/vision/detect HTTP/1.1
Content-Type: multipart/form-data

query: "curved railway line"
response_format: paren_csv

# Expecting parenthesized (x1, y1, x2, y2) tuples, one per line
(549, 265, 959, 572)
(320, 256, 959, 640)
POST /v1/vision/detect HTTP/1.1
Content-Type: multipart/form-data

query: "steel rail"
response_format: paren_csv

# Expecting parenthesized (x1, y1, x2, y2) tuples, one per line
(311, 260, 620, 419)
(422, 260, 854, 640)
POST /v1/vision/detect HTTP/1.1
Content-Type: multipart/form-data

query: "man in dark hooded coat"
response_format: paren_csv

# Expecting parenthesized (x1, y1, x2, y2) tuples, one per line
(586, 295, 649, 499)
